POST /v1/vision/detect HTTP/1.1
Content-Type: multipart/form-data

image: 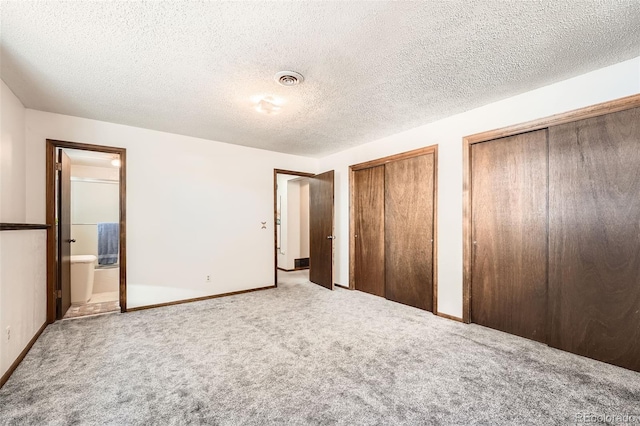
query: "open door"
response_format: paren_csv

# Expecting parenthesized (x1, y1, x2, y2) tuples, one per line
(57, 149, 72, 318)
(309, 170, 334, 290)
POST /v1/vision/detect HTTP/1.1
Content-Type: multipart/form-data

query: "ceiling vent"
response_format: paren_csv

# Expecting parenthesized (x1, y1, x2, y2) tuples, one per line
(275, 70, 304, 86)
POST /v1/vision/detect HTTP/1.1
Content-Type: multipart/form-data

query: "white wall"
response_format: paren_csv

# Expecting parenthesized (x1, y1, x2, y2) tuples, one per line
(0, 80, 26, 222)
(70, 164, 120, 259)
(71, 180, 119, 226)
(69, 164, 120, 259)
(0, 230, 47, 378)
(71, 164, 119, 181)
(319, 56, 640, 319)
(24, 110, 318, 308)
(0, 79, 47, 380)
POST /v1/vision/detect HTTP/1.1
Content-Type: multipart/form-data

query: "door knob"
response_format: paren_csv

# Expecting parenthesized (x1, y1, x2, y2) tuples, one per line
(327, 235, 336, 240)
(68, 239, 76, 243)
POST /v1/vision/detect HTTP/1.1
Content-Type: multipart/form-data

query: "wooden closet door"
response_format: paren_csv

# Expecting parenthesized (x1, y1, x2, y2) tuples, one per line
(471, 130, 548, 342)
(354, 166, 385, 297)
(548, 107, 640, 371)
(385, 154, 434, 311)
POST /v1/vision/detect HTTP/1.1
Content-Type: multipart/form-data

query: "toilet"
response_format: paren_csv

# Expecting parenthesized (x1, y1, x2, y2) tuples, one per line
(70, 255, 97, 305)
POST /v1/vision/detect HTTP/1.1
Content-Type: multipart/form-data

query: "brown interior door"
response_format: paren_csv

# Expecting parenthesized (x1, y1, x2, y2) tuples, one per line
(309, 170, 334, 290)
(470, 130, 548, 343)
(354, 166, 385, 297)
(57, 149, 72, 318)
(384, 154, 435, 311)
(548, 107, 640, 371)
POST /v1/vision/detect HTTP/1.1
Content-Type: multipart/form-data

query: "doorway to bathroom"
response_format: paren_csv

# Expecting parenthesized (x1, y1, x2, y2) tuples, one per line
(46, 140, 127, 323)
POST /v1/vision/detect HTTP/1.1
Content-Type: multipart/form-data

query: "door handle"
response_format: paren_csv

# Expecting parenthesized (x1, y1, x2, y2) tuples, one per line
(327, 235, 336, 240)
(68, 239, 76, 243)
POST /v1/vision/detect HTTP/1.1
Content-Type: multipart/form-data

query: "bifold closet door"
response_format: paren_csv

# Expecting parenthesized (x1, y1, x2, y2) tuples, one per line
(548, 107, 640, 371)
(354, 166, 385, 297)
(471, 130, 548, 342)
(385, 154, 434, 311)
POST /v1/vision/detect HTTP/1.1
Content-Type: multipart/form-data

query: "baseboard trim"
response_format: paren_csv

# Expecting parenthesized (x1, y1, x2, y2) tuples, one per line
(334, 283, 351, 290)
(0, 322, 47, 388)
(436, 312, 464, 323)
(127, 285, 276, 312)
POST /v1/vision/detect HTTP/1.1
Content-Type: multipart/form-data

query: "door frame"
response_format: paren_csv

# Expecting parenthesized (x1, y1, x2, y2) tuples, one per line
(273, 169, 315, 286)
(349, 144, 439, 313)
(46, 139, 127, 323)
(462, 93, 640, 324)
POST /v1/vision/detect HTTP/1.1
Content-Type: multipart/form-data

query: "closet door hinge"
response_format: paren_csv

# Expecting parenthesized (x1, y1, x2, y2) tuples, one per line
(57, 290, 62, 298)
(55, 163, 62, 171)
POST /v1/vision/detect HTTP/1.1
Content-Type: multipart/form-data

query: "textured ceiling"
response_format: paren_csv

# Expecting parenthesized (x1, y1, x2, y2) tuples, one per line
(2, 1, 639, 157)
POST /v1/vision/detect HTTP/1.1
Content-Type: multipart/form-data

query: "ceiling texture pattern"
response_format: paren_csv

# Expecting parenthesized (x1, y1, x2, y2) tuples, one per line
(1, 1, 639, 157)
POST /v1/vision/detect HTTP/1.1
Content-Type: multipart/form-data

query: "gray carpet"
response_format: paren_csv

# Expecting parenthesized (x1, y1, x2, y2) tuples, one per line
(1, 273, 639, 425)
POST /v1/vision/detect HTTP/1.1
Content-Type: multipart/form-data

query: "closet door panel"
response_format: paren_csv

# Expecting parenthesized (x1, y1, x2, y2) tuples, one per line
(354, 166, 385, 297)
(548, 107, 640, 371)
(385, 154, 434, 311)
(471, 130, 548, 342)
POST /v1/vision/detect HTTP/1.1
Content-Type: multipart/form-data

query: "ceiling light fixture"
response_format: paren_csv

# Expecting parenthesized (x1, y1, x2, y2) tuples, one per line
(274, 70, 304, 86)
(255, 97, 282, 115)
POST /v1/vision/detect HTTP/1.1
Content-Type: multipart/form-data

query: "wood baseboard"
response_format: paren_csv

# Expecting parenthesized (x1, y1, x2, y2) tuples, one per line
(126, 285, 276, 312)
(436, 312, 465, 323)
(334, 283, 351, 290)
(0, 322, 47, 388)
